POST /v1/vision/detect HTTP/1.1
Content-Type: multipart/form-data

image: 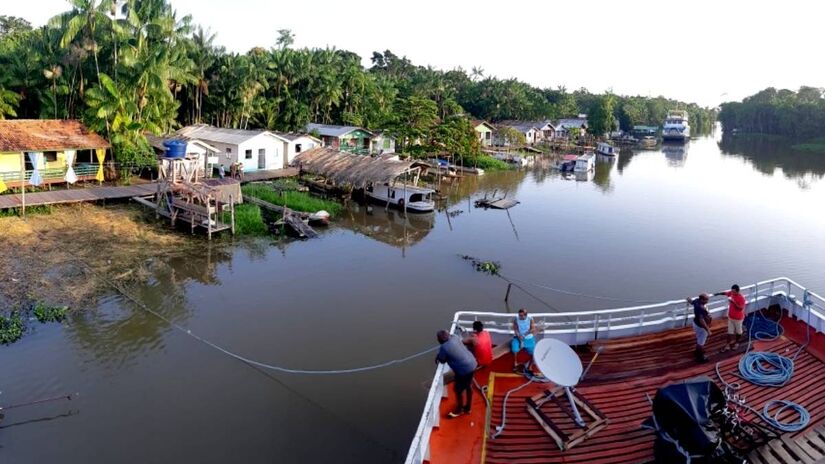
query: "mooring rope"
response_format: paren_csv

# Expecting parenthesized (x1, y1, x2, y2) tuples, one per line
(499, 274, 659, 305)
(63, 256, 440, 375)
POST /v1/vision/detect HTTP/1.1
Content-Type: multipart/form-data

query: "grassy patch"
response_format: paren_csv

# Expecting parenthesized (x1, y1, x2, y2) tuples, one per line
(0, 312, 25, 345)
(0, 205, 52, 218)
(243, 184, 342, 216)
(231, 204, 269, 236)
(462, 155, 513, 171)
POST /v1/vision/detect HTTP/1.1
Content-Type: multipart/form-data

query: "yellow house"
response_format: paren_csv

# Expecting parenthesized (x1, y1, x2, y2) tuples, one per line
(0, 119, 110, 188)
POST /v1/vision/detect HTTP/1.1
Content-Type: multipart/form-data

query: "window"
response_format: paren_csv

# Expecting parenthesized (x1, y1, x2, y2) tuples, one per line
(383, 139, 391, 149)
(295, 144, 302, 154)
(44, 151, 58, 162)
(245, 149, 253, 160)
(225, 147, 232, 159)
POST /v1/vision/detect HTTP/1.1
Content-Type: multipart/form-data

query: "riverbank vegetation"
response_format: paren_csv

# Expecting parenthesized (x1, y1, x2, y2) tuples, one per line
(719, 87, 825, 145)
(232, 204, 269, 236)
(242, 184, 342, 216)
(0, 5, 716, 167)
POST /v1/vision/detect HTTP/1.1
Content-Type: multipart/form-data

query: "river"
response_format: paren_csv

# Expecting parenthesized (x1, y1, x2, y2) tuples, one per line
(2, 132, 824, 463)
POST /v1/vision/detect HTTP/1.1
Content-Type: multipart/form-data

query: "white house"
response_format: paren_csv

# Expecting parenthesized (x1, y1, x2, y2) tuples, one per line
(556, 117, 589, 139)
(176, 125, 290, 172)
(370, 131, 396, 155)
(494, 121, 540, 145)
(273, 132, 322, 166)
(146, 134, 220, 177)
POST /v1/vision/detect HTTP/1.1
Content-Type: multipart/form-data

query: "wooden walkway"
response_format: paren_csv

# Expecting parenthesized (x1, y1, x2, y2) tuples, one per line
(749, 425, 825, 463)
(0, 183, 159, 209)
(238, 167, 298, 183)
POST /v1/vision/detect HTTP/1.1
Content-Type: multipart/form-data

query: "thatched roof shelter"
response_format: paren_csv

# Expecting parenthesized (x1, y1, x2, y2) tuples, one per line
(295, 147, 424, 187)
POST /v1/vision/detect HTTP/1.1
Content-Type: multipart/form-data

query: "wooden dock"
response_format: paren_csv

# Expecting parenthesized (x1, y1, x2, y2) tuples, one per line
(237, 168, 298, 183)
(0, 183, 159, 210)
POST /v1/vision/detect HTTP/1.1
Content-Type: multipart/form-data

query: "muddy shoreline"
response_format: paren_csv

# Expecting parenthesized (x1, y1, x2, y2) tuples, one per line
(0, 203, 200, 312)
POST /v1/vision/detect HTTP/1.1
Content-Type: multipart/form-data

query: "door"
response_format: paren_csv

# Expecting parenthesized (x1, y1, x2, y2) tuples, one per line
(258, 148, 266, 169)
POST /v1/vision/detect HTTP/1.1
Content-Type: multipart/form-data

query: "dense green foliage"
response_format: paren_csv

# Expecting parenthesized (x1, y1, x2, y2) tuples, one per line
(719, 87, 825, 140)
(242, 184, 342, 216)
(231, 204, 268, 236)
(0, 311, 24, 344)
(0, 1, 715, 165)
(33, 302, 68, 323)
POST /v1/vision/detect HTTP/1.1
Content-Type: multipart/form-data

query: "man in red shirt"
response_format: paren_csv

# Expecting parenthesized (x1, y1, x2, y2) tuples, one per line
(716, 284, 747, 351)
(464, 321, 493, 367)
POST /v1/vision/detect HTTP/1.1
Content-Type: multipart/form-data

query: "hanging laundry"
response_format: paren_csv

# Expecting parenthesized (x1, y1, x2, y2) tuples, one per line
(28, 152, 43, 187)
(64, 150, 78, 184)
(95, 148, 106, 182)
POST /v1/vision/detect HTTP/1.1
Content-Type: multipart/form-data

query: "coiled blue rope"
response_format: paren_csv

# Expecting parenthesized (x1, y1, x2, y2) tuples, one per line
(762, 400, 810, 432)
(738, 351, 794, 387)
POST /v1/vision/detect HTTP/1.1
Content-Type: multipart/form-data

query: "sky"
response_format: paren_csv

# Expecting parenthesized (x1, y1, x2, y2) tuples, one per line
(7, 0, 823, 107)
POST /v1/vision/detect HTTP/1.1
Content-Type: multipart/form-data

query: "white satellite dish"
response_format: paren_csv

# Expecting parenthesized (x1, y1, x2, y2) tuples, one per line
(533, 338, 586, 426)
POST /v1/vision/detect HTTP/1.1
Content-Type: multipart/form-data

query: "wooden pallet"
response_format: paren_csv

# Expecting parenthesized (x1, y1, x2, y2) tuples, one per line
(748, 424, 825, 464)
(525, 387, 609, 451)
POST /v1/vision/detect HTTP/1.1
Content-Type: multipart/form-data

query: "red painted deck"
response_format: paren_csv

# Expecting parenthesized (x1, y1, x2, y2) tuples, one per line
(428, 313, 825, 464)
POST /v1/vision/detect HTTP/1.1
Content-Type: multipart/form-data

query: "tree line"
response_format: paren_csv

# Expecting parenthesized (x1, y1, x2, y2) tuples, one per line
(0, 2, 716, 167)
(718, 87, 825, 140)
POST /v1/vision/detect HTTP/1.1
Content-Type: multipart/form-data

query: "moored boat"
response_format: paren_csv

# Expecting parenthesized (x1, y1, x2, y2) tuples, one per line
(574, 153, 596, 172)
(365, 182, 435, 213)
(640, 135, 657, 148)
(662, 110, 691, 142)
(596, 142, 619, 157)
(406, 277, 825, 464)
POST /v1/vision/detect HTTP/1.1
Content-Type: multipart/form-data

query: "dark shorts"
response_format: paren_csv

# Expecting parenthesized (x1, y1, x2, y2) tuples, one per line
(454, 372, 473, 392)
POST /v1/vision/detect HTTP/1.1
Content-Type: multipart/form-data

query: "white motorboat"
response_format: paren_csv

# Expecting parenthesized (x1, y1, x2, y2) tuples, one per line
(574, 153, 596, 172)
(365, 183, 435, 213)
(596, 142, 619, 157)
(662, 110, 690, 142)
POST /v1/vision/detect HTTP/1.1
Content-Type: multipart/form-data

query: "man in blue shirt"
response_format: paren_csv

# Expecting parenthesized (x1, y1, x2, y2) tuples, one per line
(686, 293, 712, 362)
(436, 330, 478, 418)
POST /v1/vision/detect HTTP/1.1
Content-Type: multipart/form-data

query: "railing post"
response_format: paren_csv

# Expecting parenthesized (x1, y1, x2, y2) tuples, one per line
(606, 314, 612, 338)
(593, 314, 600, 340)
(638, 312, 645, 335)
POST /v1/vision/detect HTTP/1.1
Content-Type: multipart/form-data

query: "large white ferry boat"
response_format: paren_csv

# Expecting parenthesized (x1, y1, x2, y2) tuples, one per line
(662, 110, 690, 142)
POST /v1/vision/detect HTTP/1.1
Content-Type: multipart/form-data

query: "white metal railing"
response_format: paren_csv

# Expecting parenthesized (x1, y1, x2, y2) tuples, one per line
(404, 277, 825, 464)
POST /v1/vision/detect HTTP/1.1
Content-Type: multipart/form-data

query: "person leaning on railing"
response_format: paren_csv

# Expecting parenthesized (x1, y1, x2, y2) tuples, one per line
(686, 293, 712, 363)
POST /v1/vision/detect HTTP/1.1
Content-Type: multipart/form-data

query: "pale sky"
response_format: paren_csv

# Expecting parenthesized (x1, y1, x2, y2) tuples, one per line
(8, 0, 823, 107)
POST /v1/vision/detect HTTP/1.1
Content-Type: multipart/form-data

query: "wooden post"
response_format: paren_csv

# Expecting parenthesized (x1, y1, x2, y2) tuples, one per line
(230, 194, 235, 235)
(20, 152, 25, 219)
(505, 283, 513, 302)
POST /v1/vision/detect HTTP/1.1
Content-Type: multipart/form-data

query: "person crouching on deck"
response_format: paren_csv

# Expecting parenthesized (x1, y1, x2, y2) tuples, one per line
(463, 321, 493, 368)
(687, 293, 712, 362)
(511, 308, 536, 371)
(436, 330, 478, 418)
(716, 284, 747, 352)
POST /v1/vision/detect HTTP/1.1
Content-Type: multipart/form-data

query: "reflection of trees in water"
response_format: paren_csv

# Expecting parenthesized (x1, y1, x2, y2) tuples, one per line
(592, 156, 615, 193)
(66, 246, 232, 367)
(441, 170, 527, 207)
(617, 148, 638, 173)
(718, 134, 825, 179)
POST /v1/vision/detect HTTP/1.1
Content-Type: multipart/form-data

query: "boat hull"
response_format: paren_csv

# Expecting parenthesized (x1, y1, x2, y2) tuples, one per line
(365, 193, 434, 213)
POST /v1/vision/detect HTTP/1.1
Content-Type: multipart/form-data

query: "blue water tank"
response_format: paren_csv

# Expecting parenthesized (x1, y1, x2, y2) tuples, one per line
(163, 139, 187, 159)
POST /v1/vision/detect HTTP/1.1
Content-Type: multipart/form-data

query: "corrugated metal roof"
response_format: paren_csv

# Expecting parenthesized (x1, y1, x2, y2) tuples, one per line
(557, 118, 589, 129)
(176, 125, 289, 145)
(0, 119, 110, 152)
(272, 131, 321, 143)
(305, 123, 373, 138)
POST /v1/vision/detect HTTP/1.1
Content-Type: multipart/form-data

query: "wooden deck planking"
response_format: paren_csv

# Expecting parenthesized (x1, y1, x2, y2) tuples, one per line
(0, 183, 158, 209)
(428, 312, 825, 464)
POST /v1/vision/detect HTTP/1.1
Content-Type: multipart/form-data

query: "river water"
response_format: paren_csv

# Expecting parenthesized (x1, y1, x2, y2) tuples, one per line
(2, 132, 824, 463)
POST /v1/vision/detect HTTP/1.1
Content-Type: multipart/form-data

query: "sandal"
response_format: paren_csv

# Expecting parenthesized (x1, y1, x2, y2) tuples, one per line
(447, 411, 463, 419)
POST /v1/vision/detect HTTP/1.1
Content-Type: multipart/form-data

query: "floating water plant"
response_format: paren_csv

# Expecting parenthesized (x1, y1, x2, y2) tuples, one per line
(459, 254, 502, 276)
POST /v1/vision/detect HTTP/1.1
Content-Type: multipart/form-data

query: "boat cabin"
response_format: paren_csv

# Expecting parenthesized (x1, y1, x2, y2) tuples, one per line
(574, 153, 596, 172)
(596, 142, 619, 156)
(366, 183, 435, 213)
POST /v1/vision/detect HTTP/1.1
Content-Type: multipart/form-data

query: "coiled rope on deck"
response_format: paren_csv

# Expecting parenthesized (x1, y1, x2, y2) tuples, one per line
(714, 291, 813, 433)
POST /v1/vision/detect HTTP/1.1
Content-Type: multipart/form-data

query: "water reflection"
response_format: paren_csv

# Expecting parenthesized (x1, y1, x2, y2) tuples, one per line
(662, 142, 689, 167)
(592, 154, 615, 193)
(65, 246, 232, 368)
(336, 204, 435, 249)
(718, 133, 825, 180)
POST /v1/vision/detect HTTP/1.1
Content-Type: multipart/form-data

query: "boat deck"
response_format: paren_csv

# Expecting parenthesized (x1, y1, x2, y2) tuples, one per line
(427, 313, 825, 464)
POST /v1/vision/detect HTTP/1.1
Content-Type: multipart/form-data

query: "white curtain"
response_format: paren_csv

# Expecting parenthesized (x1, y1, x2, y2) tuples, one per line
(64, 150, 77, 184)
(27, 152, 42, 187)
